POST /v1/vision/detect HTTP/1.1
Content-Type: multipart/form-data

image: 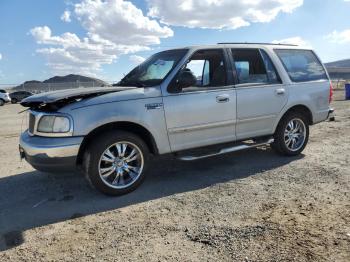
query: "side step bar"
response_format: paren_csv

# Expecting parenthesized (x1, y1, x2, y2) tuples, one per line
(178, 138, 274, 161)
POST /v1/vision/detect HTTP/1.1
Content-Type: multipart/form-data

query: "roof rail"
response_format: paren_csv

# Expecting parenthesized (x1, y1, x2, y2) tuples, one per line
(217, 42, 298, 46)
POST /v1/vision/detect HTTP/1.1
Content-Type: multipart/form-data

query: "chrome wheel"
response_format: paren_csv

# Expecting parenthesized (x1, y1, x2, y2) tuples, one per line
(284, 118, 306, 151)
(98, 141, 144, 189)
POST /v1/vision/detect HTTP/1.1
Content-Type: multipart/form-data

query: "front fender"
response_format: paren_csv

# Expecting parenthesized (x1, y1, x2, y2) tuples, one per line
(69, 98, 171, 154)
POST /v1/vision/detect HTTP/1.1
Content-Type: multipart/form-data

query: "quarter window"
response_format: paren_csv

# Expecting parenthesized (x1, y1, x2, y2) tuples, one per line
(274, 49, 328, 82)
(231, 49, 280, 85)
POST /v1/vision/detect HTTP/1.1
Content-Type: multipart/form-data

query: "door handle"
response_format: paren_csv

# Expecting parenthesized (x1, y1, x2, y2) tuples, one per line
(275, 88, 285, 95)
(216, 95, 230, 103)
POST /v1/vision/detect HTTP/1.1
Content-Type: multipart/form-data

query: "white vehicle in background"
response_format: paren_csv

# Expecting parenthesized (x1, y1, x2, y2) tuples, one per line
(0, 89, 11, 106)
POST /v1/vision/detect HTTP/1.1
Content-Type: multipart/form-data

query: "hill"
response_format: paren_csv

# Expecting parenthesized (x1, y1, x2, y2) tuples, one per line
(325, 59, 350, 68)
(12, 74, 109, 92)
(325, 59, 350, 80)
(42, 74, 107, 85)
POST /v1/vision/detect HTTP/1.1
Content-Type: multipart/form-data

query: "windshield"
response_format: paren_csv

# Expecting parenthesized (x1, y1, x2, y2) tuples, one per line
(116, 49, 188, 87)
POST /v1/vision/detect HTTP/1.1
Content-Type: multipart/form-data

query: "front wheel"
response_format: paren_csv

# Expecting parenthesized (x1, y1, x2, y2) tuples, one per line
(272, 112, 309, 156)
(11, 98, 18, 104)
(0, 99, 4, 106)
(83, 131, 149, 195)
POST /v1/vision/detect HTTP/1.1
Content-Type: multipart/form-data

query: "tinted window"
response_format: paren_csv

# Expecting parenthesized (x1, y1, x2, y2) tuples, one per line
(260, 50, 281, 84)
(0, 89, 6, 93)
(179, 49, 227, 91)
(231, 49, 280, 85)
(275, 49, 328, 82)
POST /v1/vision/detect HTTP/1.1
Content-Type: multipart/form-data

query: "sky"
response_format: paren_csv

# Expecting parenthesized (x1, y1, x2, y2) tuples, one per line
(0, 0, 349, 85)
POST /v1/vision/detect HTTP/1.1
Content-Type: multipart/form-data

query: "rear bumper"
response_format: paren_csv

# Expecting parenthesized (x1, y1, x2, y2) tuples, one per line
(19, 131, 83, 172)
(2, 97, 11, 102)
(328, 108, 335, 120)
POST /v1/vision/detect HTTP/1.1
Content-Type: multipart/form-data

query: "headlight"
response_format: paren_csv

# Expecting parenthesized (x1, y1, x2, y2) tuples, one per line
(37, 116, 71, 133)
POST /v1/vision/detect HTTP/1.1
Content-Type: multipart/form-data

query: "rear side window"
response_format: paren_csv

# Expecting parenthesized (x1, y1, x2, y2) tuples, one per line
(231, 49, 280, 85)
(274, 49, 328, 82)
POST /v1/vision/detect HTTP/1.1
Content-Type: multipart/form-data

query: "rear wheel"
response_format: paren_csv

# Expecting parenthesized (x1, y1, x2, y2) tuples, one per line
(0, 99, 4, 106)
(272, 112, 309, 156)
(83, 131, 149, 195)
(11, 98, 18, 104)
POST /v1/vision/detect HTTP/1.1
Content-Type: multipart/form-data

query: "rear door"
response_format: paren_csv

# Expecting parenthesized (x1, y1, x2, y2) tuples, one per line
(230, 48, 288, 140)
(163, 49, 237, 152)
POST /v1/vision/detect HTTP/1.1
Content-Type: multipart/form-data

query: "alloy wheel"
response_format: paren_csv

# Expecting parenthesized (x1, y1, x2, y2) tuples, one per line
(98, 141, 144, 189)
(284, 118, 306, 152)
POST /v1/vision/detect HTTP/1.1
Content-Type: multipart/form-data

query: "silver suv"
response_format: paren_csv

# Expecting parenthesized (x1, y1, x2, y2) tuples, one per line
(19, 43, 334, 195)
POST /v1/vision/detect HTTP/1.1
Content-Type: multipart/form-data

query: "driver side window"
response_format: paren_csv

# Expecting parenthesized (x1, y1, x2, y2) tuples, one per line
(170, 49, 227, 93)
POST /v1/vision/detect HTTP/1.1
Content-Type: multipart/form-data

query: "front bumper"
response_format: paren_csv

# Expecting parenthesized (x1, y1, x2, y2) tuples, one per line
(19, 131, 83, 172)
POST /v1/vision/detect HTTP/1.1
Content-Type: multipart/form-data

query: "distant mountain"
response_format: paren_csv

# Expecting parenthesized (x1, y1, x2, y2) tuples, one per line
(325, 59, 350, 80)
(12, 74, 109, 92)
(42, 74, 107, 85)
(325, 59, 350, 68)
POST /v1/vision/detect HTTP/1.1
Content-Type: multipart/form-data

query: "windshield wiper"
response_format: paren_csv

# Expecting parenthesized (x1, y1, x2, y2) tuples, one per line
(134, 81, 146, 87)
(117, 80, 146, 87)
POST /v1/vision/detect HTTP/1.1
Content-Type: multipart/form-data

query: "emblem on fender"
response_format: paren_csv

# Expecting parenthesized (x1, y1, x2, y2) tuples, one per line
(145, 103, 163, 110)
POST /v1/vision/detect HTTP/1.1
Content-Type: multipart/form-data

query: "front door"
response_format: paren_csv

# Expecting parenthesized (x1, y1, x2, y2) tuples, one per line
(162, 49, 236, 152)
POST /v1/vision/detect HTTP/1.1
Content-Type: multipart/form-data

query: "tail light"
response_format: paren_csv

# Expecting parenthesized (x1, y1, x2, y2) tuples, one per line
(329, 82, 333, 103)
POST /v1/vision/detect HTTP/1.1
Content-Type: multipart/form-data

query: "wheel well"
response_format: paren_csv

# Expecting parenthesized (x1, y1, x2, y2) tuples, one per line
(282, 105, 313, 125)
(76, 122, 158, 166)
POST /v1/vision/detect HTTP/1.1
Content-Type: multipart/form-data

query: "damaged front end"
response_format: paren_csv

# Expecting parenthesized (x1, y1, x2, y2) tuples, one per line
(20, 87, 135, 111)
(18, 87, 137, 171)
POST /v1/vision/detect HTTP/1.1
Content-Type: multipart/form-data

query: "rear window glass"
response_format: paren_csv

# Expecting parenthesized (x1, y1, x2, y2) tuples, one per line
(275, 49, 328, 82)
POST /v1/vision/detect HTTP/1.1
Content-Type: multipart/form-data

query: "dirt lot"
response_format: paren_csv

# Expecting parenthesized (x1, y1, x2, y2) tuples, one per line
(0, 90, 349, 261)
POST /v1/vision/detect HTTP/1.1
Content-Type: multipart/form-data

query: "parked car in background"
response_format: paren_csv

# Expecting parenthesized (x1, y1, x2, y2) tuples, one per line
(10, 91, 33, 104)
(0, 89, 11, 106)
(19, 43, 334, 196)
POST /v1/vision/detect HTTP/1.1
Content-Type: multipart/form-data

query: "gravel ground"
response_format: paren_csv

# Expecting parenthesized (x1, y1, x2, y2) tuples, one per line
(0, 90, 349, 261)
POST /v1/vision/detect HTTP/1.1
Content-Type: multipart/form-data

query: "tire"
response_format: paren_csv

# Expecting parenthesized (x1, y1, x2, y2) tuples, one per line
(11, 98, 18, 104)
(0, 99, 4, 106)
(272, 111, 309, 156)
(83, 130, 149, 196)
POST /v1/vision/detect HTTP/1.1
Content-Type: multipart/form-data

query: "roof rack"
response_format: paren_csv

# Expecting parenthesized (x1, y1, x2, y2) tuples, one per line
(217, 42, 298, 46)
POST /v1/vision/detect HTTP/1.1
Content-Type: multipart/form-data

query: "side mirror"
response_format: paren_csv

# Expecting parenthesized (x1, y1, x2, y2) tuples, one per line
(169, 69, 196, 93)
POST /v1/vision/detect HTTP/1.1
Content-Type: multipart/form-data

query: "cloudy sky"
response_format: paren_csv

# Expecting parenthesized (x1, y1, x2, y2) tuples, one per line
(0, 0, 349, 84)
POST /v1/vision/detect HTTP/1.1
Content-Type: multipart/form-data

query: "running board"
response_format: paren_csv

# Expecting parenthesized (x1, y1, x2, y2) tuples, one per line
(178, 138, 274, 161)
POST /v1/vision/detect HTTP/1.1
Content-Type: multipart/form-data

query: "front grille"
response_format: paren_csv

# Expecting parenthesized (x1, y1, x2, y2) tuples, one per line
(28, 113, 35, 134)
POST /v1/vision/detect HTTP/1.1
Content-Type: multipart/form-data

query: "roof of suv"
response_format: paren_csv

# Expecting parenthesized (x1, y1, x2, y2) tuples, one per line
(178, 43, 310, 50)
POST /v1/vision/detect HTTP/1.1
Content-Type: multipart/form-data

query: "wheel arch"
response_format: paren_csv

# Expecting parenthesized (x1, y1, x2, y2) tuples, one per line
(76, 121, 159, 166)
(274, 104, 313, 132)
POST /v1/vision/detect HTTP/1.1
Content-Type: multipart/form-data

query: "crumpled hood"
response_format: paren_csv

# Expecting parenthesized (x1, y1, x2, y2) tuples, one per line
(20, 86, 136, 110)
